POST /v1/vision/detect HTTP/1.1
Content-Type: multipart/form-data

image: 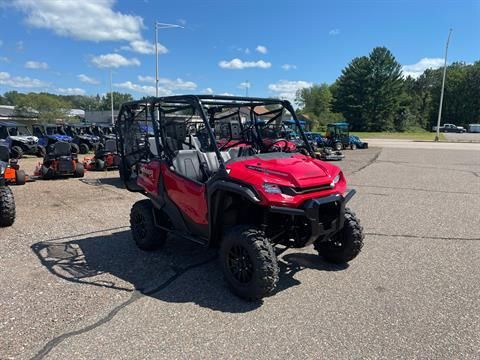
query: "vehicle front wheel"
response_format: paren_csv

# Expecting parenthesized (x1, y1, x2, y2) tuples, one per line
(74, 162, 84, 178)
(350, 143, 357, 150)
(0, 186, 15, 227)
(79, 143, 89, 154)
(95, 159, 105, 170)
(314, 208, 364, 264)
(130, 200, 167, 251)
(334, 142, 343, 151)
(220, 225, 279, 301)
(11, 146, 23, 159)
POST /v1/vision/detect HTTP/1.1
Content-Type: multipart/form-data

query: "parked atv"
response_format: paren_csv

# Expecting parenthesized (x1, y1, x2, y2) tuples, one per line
(0, 145, 16, 227)
(0, 121, 45, 158)
(117, 95, 364, 301)
(91, 124, 117, 149)
(32, 124, 79, 154)
(84, 139, 119, 170)
(34, 141, 84, 179)
(325, 122, 368, 150)
(64, 123, 100, 154)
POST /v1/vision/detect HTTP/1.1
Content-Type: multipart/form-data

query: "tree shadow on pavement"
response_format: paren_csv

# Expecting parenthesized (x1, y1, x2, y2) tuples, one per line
(31, 231, 347, 313)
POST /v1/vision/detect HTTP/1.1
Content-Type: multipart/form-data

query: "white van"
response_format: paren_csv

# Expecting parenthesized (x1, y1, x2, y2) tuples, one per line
(468, 124, 480, 133)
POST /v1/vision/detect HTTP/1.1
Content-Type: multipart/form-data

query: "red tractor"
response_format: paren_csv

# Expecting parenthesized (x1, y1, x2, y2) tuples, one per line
(117, 95, 364, 300)
(34, 141, 84, 179)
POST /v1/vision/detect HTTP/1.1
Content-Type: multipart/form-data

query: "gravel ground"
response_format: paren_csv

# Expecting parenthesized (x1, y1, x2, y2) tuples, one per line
(0, 147, 479, 359)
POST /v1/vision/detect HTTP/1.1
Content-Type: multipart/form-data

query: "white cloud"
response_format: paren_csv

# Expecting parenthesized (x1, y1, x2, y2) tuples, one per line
(281, 64, 297, 71)
(10, 0, 144, 42)
(203, 87, 214, 94)
(24, 60, 48, 69)
(219, 58, 271, 70)
(57, 87, 86, 95)
(329, 29, 340, 36)
(91, 53, 140, 68)
(0, 71, 49, 88)
(78, 74, 100, 85)
(121, 40, 168, 55)
(402, 58, 444, 78)
(137, 75, 197, 90)
(268, 80, 312, 103)
(114, 81, 162, 96)
(238, 81, 251, 89)
(115, 76, 197, 96)
(256, 45, 267, 54)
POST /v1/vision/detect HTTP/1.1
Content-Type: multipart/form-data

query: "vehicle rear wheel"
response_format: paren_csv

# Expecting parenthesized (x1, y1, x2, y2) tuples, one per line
(36, 145, 46, 158)
(95, 159, 105, 170)
(41, 165, 53, 179)
(130, 199, 167, 251)
(220, 225, 279, 300)
(15, 170, 26, 185)
(79, 143, 89, 154)
(74, 163, 84, 178)
(334, 142, 343, 151)
(11, 146, 23, 159)
(314, 208, 364, 264)
(0, 186, 15, 227)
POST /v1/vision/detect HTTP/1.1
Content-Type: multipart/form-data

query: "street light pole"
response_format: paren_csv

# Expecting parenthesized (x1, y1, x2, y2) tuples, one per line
(154, 21, 184, 98)
(110, 69, 114, 125)
(435, 29, 452, 142)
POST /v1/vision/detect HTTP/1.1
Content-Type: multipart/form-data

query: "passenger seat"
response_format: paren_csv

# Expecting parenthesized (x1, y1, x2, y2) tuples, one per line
(172, 150, 204, 181)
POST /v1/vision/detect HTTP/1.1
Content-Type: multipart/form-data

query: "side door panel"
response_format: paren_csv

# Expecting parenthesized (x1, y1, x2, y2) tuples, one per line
(163, 166, 208, 225)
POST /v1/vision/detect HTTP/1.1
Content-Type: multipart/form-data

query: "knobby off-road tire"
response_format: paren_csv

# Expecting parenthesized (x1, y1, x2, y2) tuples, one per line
(11, 146, 23, 159)
(334, 142, 343, 151)
(70, 143, 80, 154)
(36, 145, 46, 158)
(79, 143, 89, 154)
(314, 208, 364, 264)
(220, 225, 279, 301)
(0, 186, 15, 227)
(130, 199, 167, 251)
(15, 170, 26, 185)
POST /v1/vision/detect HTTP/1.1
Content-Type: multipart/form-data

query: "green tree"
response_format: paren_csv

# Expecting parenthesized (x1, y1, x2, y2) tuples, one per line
(295, 83, 342, 129)
(15, 92, 72, 122)
(99, 92, 134, 110)
(332, 47, 404, 131)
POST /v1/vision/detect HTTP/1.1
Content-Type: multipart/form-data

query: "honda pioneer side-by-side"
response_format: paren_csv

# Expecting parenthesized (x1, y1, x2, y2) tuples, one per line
(117, 95, 364, 300)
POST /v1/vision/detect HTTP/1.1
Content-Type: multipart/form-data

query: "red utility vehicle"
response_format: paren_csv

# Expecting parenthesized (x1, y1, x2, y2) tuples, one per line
(117, 95, 364, 300)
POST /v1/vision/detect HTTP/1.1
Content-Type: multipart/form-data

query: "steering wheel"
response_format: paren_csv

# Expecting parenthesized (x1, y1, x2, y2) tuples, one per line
(266, 139, 290, 152)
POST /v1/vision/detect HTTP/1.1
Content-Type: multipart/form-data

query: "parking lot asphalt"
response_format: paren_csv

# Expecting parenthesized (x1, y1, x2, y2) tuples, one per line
(1, 146, 479, 359)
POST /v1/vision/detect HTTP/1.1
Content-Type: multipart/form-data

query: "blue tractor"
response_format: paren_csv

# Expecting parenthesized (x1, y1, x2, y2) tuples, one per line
(31, 124, 79, 154)
(325, 122, 368, 150)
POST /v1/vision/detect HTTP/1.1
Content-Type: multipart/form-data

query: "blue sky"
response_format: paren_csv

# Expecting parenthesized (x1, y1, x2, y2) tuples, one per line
(0, 0, 478, 102)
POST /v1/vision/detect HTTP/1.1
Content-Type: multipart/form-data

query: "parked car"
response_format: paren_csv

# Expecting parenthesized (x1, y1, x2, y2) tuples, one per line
(468, 124, 480, 133)
(432, 124, 466, 133)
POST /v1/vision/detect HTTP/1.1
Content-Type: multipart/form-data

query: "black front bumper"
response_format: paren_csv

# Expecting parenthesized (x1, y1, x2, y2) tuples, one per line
(269, 189, 356, 244)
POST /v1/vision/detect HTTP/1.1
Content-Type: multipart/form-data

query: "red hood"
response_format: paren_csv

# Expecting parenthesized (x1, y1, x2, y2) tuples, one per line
(227, 153, 340, 189)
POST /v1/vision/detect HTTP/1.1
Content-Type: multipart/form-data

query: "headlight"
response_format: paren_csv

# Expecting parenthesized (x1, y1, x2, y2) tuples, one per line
(331, 173, 341, 187)
(262, 183, 282, 194)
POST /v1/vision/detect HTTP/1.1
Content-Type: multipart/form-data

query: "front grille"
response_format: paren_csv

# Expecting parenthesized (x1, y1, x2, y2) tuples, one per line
(280, 184, 332, 196)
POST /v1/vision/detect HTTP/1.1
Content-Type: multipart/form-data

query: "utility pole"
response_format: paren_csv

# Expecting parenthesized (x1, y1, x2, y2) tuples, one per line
(155, 21, 184, 98)
(435, 29, 452, 142)
(110, 69, 114, 125)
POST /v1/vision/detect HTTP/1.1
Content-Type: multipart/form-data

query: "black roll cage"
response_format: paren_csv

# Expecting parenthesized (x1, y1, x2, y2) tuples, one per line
(117, 95, 315, 168)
